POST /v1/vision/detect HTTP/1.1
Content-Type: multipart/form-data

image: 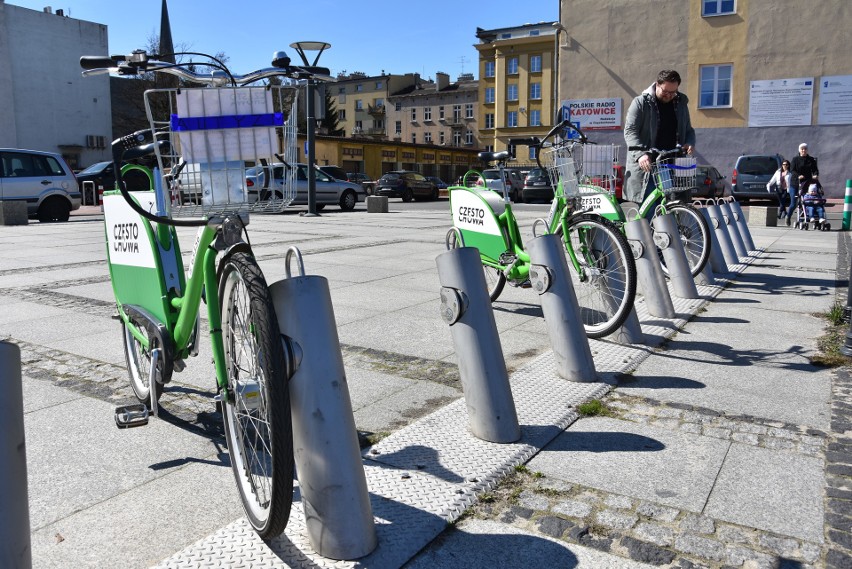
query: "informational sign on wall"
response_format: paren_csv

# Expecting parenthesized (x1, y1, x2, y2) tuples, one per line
(563, 98, 622, 130)
(748, 78, 814, 127)
(818, 75, 852, 125)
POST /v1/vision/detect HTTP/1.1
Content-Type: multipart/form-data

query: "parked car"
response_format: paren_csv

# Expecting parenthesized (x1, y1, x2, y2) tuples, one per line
(425, 176, 449, 190)
(0, 148, 81, 222)
(732, 154, 783, 201)
(318, 165, 348, 181)
(521, 167, 554, 203)
(245, 163, 366, 211)
(692, 164, 727, 198)
(481, 168, 524, 201)
(375, 171, 438, 201)
(346, 172, 376, 194)
(76, 161, 152, 199)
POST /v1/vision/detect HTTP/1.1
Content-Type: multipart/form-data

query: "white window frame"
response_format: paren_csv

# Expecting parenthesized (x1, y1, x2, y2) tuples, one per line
(355, 99, 363, 110)
(394, 121, 401, 135)
(465, 103, 474, 119)
(529, 109, 541, 127)
(424, 107, 432, 121)
(484, 113, 494, 129)
(452, 104, 462, 122)
(453, 131, 462, 146)
(529, 82, 541, 100)
(465, 129, 474, 145)
(702, 0, 735, 16)
(507, 57, 519, 75)
(530, 55, 542, 73)
(698, 63, 733, 108)
(411, 108, 417, 121)
(425, 132, 432, 143)
(485, 87, 495, 104)
(439, 131, 445, 145)
(507, 111, 518, 128)
(484, 61, 495, 78)
(507, 84, 518, 101)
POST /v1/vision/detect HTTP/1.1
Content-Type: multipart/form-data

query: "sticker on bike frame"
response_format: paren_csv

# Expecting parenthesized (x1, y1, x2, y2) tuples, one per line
(103, 193, 157, 269)
(578, 187, 620, 216)
(451, 189, 503, 237)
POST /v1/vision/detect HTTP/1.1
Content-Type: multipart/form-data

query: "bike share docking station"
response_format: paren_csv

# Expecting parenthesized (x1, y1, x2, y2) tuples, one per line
(651, 212, 700, 299)
(269, 247, 377, 560)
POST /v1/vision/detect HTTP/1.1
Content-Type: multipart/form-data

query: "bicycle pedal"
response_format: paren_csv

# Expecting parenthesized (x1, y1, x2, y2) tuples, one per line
(114, 404, 149, 429)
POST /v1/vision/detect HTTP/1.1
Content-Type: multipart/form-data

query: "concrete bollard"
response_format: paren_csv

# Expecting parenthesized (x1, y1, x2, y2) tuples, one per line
(625, 218, 675, 319)
(719, 201, 748, 260)
(728, 199, 756, 251)
(700, 207, 729, 275)
(270, 275, 377, 560)
(0, 342, 32, 569)
(366, 195, 388, 213)
(706, 203, 739, 267)
(527, 234, 598, 380)
(436, 247, 520, 443)
(652, 213, 700, 299)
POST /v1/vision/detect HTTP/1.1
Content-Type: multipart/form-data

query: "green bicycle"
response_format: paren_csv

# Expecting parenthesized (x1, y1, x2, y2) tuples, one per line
(80, 49, 328, 538)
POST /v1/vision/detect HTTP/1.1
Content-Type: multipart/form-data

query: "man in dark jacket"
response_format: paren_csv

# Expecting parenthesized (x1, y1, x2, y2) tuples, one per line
(623, 70, 696, 203)
(791, 143, 819, 191)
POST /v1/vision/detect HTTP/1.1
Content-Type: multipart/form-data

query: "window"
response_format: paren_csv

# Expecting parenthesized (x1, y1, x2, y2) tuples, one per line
(376, 81, 383, 89)
(355, 99, 363, 110)
(424, 107, 432, 121)
(453, 131, 462, 146)
(465, 103, 474, 118)
(425, 132, 432, 143)
(395, 121, 401, 135)
(507, 111, 518, 127)
(485, 87, 495, 104)
(500, 33, 511, 39)
(529, 30, 540, 37)
(702, 0, 735, 16)
(484, 61, 495, 78)
(507, 84, 518, 101)
(339, 109, 346, 120)
(356, 84, 363, 92)
(484, 113, 494, 129)
(395, 101, 402, 111)
(439, 105, 445, 119)
(1, 152, 64, 177)
(699, 64, 732, 108)
(465, 129, 474, 145)
(411, 133, 416, 144)
(440, 131, 445, 145)
(529, 110, 541, 126)
(375, 98, 384, 109)
(530, 55, 542, 73)
(355, 120, 363, 131)
(528, 147, 537, 160)
(338, 87, 345, 94)
(507, 57, 518, 75)
(529, 82, 541, 100)
(452, 105, 462, 122)
(373, 119, 384, 130)
(411, 108, 417, 121)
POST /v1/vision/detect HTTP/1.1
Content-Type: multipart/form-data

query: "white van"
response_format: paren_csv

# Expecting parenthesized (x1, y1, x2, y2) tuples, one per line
(0, 148, 82, 222)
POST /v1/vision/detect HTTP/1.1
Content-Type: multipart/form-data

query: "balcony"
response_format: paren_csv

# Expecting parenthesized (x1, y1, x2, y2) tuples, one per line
(368, 104, 385, 116)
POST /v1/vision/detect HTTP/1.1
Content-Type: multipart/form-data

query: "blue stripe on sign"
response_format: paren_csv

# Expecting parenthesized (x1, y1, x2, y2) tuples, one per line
(170, 113, 284, 131)
(662, 163, 696, 171)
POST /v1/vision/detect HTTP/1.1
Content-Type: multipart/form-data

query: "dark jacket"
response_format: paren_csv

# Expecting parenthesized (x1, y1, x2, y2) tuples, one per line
(623, 84, 696, 202)
(791, 154, 819, 188)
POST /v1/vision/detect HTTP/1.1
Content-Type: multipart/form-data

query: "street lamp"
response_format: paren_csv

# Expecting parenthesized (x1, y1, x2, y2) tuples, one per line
(552, 22, 567, 126)
(290, 41, 331, 217)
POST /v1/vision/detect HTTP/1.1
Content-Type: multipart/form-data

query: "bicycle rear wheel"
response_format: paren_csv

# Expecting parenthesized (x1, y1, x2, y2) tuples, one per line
(219, 251, 293, 539)
(446, 227, 506, 301)
(122, 318, 169, 407)
(559, 214, 637, 339)
(657, 203, 711, 277)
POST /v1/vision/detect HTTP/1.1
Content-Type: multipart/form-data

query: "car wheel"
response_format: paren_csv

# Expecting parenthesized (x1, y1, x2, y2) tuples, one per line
(37, 197, 71, 222)
(339, 190, 357, 211)
(402, 189, 413, 203)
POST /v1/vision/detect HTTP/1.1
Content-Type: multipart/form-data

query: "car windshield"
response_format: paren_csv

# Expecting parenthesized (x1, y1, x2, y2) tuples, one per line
(78, 161, 111, 175)
(482, 171, 501, 180)
(380, 173, 401, 180)
(527, 168, 546, 178)
(738, 157, 778, 176)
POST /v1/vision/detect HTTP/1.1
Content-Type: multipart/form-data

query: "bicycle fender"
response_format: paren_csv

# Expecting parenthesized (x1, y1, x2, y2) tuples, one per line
(215, 242, 254, 286)
(123, 303, 175, 383)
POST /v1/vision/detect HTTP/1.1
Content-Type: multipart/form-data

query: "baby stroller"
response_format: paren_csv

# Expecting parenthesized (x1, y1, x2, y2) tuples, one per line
(794, 182, 831, 231)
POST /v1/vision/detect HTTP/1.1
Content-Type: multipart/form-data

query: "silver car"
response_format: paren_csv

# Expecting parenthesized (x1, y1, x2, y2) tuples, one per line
(0, 148, 81, 222)
(246, 163, 366, 211)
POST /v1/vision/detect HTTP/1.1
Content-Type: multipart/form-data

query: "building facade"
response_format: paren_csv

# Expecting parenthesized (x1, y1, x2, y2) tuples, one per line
(386, 72, 480, 150)
(475, 21, 560, 160)
(0, 2, 112, 169)
(333, 72, 422, 139)
(555, 0, 852, 197)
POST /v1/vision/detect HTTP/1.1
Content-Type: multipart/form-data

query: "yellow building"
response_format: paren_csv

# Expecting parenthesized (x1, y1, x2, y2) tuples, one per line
(475, 21, 560, 162)
(556, 0, 852, 196)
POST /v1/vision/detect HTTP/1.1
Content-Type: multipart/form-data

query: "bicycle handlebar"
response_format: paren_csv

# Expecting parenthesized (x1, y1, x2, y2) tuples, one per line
(627, 145, 686, 164)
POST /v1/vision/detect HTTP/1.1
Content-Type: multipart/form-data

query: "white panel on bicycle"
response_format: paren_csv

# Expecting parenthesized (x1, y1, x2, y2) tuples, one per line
(103, 193, 157, 269)
(578, 187, 621, 216)
(451, 189, 504, 236)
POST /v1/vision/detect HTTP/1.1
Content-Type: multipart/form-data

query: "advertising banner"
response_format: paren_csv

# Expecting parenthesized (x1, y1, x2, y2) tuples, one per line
(563, 98, 622, 130)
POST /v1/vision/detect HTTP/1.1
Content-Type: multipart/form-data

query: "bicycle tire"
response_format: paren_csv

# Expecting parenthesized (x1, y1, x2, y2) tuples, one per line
(122, 318, 168, 407)
(656, 203, 711, 277)
(558, 214, 637, 339)
(446, 228, 506, 301)
(219, 252, 294, 539)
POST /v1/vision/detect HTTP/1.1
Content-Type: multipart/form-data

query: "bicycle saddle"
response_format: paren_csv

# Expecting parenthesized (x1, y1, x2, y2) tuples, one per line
(478, 150, 510, 163)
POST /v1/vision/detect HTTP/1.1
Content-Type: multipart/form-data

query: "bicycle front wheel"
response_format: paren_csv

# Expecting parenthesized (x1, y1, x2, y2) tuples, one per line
(559, 214, 637, 339)
(657, 204, 711, 277)
(219, 252, 294, 539)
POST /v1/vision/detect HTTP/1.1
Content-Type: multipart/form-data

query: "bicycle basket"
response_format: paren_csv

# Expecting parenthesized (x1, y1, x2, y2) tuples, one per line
(653, 155, 696, 195)
(541, 143, 580, 197)
(577, 144, 621, 196)
(144, 85, 299, 219)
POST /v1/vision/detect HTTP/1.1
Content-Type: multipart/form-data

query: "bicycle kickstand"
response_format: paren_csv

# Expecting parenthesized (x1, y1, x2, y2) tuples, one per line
(113, 348, 160, 429)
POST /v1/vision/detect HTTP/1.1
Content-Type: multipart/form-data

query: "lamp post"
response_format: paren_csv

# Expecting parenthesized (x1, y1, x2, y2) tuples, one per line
(290, 41, 331, 217)
(552, 22, 567, 126)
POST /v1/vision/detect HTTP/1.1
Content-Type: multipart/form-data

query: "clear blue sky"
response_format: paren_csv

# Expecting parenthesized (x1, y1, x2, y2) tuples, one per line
(12, 0, 557, 80)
